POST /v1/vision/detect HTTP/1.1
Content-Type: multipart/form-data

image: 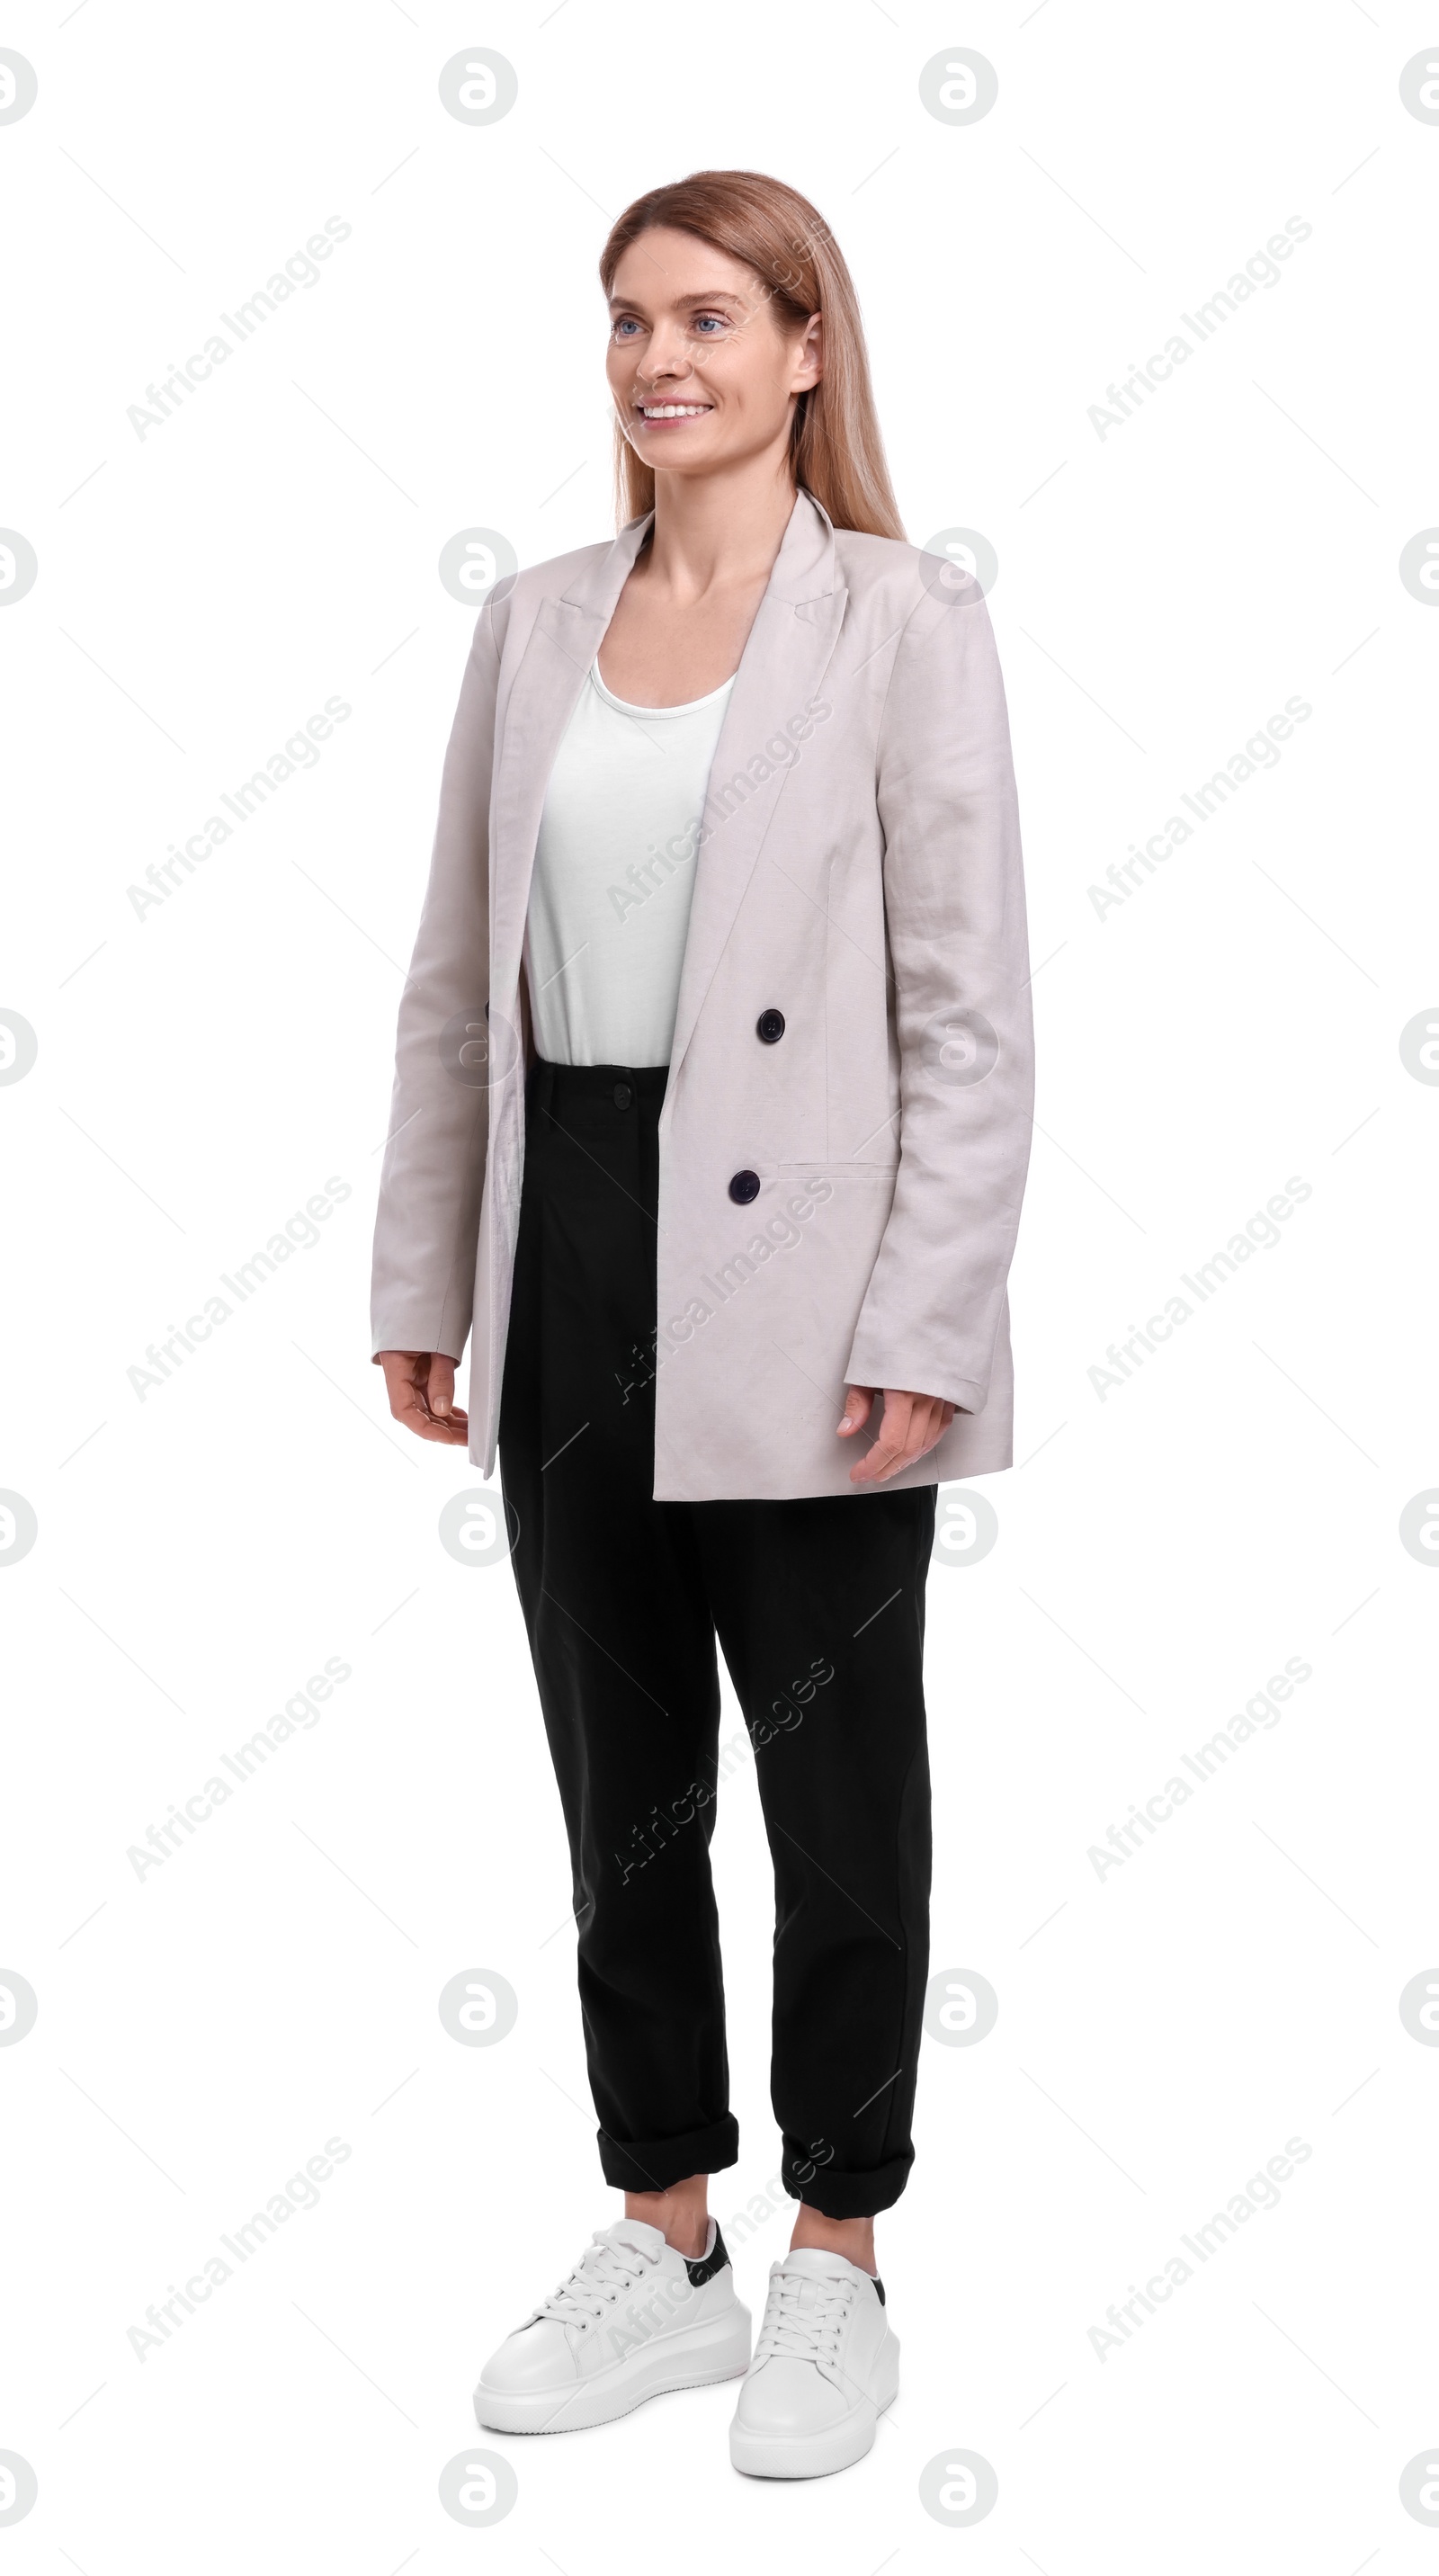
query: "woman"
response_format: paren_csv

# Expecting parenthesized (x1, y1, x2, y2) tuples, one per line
(371, 168, 1032, 2480)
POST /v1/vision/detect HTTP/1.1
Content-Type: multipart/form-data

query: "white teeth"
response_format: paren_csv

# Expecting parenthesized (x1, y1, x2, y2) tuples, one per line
(639, 404, 711, 418)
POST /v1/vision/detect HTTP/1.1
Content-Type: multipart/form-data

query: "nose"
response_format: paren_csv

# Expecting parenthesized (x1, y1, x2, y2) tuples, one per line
(636, 326, 693, 389)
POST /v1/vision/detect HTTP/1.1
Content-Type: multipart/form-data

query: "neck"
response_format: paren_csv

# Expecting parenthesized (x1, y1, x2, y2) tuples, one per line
(642, 453, 800, 599)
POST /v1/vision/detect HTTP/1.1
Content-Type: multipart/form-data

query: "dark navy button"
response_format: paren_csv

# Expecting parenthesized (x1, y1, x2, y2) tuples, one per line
(728, 1169, 760, 1204)
(756, 1008, 785, 1044)
(612, 1081, 633, 1110)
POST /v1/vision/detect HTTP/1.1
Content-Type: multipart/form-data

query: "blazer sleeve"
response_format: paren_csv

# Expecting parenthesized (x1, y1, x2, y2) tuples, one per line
(842, 580, 1034, 1411)
(370, 601, 502, 1364)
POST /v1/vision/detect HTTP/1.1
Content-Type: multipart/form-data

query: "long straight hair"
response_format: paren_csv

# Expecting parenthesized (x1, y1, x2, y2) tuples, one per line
(598, 170, 905, 541)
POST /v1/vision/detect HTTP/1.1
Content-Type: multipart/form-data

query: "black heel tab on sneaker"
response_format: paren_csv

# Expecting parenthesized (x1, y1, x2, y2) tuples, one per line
(871, 2276, 886, 2303)
(684, 2224, 729, 2286)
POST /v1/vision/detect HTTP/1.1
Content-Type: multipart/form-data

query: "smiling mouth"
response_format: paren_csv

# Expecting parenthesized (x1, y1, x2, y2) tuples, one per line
(634, 402, 713, 421)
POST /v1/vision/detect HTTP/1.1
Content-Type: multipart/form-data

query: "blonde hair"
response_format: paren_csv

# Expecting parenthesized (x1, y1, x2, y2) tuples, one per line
(598, 170, 905, 541)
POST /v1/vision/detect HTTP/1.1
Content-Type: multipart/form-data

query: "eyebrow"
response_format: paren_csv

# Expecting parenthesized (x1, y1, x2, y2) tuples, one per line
(606, 288, 748, 312)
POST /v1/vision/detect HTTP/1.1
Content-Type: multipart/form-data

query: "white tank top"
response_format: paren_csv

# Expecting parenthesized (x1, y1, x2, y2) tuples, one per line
(523, 657, 737, 1068)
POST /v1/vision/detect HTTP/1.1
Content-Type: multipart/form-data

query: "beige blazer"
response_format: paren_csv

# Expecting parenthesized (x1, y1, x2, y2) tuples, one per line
(371, 487, 1033, 1502)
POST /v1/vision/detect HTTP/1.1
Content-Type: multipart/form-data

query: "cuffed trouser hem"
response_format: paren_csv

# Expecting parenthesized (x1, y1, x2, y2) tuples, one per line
(599, 2114, 740, 2196)
(782, 2146, 915, 2220)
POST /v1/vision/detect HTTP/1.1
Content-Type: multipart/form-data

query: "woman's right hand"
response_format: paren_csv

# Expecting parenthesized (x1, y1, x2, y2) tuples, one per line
(378, 1350, 469, 1445)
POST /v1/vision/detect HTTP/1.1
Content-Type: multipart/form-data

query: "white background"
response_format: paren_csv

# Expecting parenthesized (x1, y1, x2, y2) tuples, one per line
(3, 0, 1438, 2566)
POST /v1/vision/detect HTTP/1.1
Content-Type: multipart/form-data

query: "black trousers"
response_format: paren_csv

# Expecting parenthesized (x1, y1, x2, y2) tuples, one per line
(497, 1059, 935, 2219)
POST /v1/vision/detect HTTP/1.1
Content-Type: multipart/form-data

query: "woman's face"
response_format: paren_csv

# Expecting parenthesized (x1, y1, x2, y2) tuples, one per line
(605, 225, 821, 483)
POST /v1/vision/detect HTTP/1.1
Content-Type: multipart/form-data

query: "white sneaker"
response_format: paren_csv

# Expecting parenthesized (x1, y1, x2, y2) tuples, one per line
(729, 2249, 898, 2478)
(473, 2217, 751, 2435)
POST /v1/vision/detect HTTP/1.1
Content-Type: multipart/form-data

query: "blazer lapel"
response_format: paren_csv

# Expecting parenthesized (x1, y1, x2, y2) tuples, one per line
(664, 488, 848, 1098)
(489, 509, 656, 1006)
(489, 486, 848, 1086)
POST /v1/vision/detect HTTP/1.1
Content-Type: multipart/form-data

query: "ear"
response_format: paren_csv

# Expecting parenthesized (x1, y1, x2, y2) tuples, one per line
(793, 310, 823, 392)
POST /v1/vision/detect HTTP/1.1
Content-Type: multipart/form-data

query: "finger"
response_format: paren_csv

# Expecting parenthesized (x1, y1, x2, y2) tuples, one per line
(851, 1440, 903, 1484)
(379, 1354, 421, 1420)
(849, 1392, 915, 1484)
(389, 1373, 438, 1435)
(906, 1399, 946, 1462)
(418, 1354, 469, 1443)
(916, 1400, 955, 1458)
(911, 1401, 957, 1462)
(418, 1389, 470, 1444)
(381, 1355, 467, 1444)
(836, 1385, 874, 1437)
(850, 1393, 954, 1483)
(400, 1394, 470, 1445)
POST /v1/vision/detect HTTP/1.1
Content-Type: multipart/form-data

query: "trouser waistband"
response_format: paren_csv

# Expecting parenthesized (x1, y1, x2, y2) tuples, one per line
(526, 1056, 670, 1120)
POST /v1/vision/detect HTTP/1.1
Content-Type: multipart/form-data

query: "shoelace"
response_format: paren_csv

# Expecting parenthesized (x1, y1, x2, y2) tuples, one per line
(532, 2233, 663, 2331)
(753, 2266, 855, 2366)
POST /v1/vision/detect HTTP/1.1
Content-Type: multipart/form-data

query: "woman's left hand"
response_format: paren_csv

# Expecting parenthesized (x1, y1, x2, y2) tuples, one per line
(837, 1386, 955, 1485)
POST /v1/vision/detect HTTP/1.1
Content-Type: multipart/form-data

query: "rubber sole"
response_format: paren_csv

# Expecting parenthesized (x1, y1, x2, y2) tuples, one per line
(729, 2342, 899, 2480)
(474, 2303, 753, 2435)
